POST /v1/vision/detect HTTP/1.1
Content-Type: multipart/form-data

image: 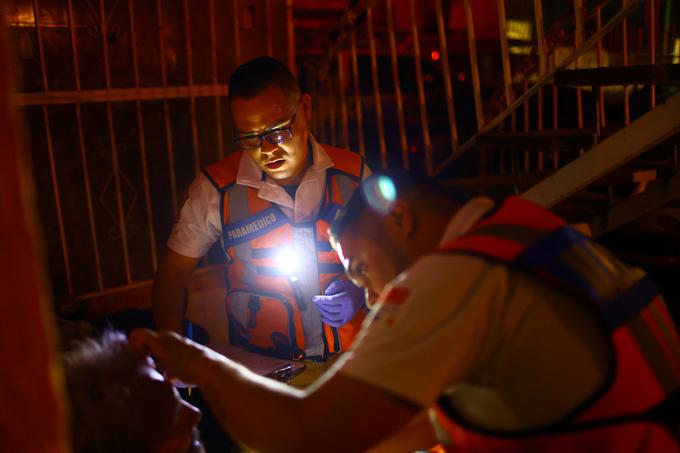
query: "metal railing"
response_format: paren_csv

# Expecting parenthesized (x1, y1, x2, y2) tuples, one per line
(311, 0, 678, 179)
(7, 0, 293, 299)
(4, 0, 678, 301)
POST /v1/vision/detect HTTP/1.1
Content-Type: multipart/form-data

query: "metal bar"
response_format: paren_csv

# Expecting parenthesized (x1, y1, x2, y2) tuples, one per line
(386, 0, 409, 169)
(156, 0, 178, 218)
(434, 0, 460, 156)
(183, 0, 201, 176)
(128, 0, 158, 272)
(523, 78, 530, 173)
(596, 6, 606, 131)
(534, 0, 547, 171)
(66, 0, 104, 289)
(328, 78, 337, 146)
(79, 262, 225, 301)
(534, 0, 547, 76)
(464, 0, 484, 130)
(574, 0, 585, 155)
(209, 0, 225, 159)
(233, 0, 241, 65)
(650, 0, 656, 108)
(265, 0, 273, 56)
(522, 92, 680, 207)
(589, 169, 680, 237)
(498, 0, 515, 174)
(349, 28, 366, 157)
(552, 51, 559, 169)
(286, 0, 296, 75)
(497, 0, 513, 108)
(32, 0, 74, 295)
(366, 7, 387, 168)
(537, 88, 544, 171)
(553, 64, 680, 86)
(13, 85, 229, 106)
(337, 51, 350, 149)
(100, 0, 132, 284)
(622, 0, 630, 125)
(434, 0, 642, 175)
(410, 0, 433, 174)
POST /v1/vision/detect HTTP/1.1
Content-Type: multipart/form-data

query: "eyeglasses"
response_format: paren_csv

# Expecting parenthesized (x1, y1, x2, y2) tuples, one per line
(234, 112, 297, 150)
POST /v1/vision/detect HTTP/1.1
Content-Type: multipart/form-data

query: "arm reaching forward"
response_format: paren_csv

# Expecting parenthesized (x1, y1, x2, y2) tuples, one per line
(130, 329, 422, 453)
(151, 248, 200, 333)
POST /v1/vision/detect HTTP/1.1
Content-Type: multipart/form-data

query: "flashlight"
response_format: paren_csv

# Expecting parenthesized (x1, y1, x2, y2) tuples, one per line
(276, 247, 300, 277)
(277, 247, 306, 309)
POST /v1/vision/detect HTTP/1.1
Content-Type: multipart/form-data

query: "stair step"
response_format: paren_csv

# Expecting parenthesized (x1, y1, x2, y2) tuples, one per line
(554, 64, 680, 87)
(475, 128, 619, 151)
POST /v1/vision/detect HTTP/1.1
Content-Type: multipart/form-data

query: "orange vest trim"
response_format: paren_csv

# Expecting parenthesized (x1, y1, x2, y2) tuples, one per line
(202, 151, 242, 192)
(322, 144, 365, 180)
(435, 196, 680, 453)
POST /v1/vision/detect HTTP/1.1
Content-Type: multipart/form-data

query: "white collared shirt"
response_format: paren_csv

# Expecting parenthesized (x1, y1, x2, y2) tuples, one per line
(168, 135, 367, 258)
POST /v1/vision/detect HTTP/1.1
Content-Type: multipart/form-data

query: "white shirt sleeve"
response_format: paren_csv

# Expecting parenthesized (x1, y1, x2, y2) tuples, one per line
(166, 174, 223, 258)
(339, 254, 510, 408)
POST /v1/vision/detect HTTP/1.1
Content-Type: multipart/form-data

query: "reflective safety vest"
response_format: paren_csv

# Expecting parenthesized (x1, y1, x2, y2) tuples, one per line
(433, 196, 680, 452)
(202, 145, 366, 361)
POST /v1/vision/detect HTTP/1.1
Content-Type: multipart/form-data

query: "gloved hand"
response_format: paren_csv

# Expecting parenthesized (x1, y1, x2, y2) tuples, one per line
(312, 279, 366, 328)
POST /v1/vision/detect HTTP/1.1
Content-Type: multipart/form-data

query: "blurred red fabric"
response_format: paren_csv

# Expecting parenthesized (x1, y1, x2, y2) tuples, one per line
(0, 17, 69, 453)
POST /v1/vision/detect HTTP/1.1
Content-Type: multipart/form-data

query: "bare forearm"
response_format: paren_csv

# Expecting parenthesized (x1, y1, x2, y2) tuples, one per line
(152, 279, 187, 333)
(192, 351, 308, 452)
(131, 329, 420, 453)
(152, 249, 197, 333)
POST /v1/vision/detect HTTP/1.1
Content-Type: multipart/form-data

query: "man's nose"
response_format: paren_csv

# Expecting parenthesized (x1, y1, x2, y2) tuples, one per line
(260, 138, 279, 155)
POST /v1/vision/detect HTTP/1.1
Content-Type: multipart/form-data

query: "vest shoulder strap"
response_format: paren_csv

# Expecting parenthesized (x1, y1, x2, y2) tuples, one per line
(322, 144, 364, 180)
(442, 197, 658, 332)
(440, 196, 565, 262)
(203, 151, 243, 191)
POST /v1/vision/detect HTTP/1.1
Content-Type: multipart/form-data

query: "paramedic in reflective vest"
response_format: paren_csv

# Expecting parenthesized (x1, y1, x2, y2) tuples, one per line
(152, 56, 368, 362)
(133, 170, 680, 452)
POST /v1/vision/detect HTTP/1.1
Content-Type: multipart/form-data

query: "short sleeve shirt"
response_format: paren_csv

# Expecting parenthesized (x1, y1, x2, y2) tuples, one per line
(338, 198, 609, 431)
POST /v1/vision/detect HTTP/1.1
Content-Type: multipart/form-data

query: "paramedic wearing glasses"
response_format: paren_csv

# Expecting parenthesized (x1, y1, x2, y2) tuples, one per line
(152, 57, 370, 369)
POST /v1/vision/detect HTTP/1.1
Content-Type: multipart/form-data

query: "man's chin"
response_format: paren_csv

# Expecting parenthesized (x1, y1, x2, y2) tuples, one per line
(263, 168, 303, 186)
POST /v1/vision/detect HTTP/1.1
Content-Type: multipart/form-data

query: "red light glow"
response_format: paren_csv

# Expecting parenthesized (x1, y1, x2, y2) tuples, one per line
(430, 51, 440, 61)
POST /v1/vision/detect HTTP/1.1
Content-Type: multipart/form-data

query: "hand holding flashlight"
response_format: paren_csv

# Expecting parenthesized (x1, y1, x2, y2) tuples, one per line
(312, 279, 366, 328)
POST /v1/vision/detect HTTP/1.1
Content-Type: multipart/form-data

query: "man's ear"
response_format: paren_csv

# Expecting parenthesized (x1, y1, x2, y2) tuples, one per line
(300, 93, 312, 122)
(387, 200, 415, 239)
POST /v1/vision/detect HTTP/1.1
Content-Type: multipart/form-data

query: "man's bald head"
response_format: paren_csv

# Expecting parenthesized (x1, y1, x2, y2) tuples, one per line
(329, 170, 459, 302)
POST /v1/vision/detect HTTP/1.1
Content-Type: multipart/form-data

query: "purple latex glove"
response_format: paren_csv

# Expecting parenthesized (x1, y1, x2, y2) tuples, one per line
(312, 279, 366, 328)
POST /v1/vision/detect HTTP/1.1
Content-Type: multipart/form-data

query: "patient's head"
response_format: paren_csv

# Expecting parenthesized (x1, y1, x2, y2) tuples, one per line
(63, 331, 203, 453)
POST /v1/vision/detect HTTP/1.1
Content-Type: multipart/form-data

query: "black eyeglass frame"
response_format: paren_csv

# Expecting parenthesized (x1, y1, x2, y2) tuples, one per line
(234, 112, 298, 150)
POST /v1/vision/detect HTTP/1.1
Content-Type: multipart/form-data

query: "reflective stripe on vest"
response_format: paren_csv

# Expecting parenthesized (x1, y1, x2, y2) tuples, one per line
(435, 196, 680, 452)
(226, 185, 260, 287)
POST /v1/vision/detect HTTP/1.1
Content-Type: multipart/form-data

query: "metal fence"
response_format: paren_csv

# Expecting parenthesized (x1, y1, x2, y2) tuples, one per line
(6, 0, 294, 299)
(4, 0, 679, 301)
(311, 0, 678, 179)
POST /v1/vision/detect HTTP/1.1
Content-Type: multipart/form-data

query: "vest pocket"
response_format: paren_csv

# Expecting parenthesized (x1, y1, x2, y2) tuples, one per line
(227, 289, 302, 360)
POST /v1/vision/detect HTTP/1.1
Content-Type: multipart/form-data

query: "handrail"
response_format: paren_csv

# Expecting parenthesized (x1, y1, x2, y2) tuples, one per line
(433, 0, 642, 176)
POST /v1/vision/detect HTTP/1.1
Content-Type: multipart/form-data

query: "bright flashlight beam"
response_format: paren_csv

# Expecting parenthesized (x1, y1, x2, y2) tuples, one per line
(277, 247, 300, 276)
(364, 175, 397, 215)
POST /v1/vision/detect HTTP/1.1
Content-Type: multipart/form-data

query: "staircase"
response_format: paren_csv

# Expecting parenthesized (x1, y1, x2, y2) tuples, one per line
(307, 0, 680, 318)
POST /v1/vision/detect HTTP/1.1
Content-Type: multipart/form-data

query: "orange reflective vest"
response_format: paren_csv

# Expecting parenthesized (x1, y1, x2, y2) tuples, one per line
(203, 145, 366, 361)
(433, 196, 680, 452)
